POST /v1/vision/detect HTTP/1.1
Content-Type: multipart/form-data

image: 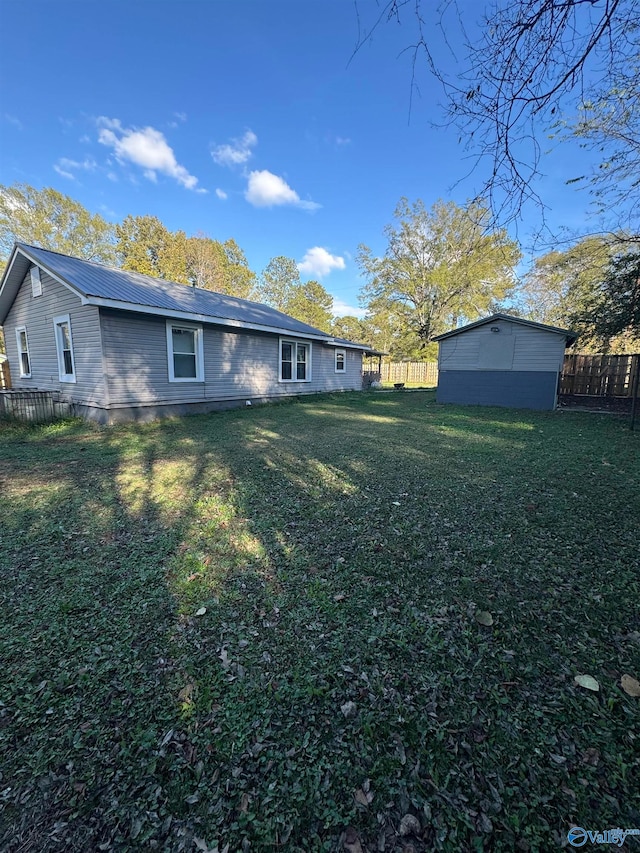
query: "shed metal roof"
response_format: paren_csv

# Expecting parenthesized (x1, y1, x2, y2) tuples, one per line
(432, 313, 578, 345)
(0, 243, 373, 350)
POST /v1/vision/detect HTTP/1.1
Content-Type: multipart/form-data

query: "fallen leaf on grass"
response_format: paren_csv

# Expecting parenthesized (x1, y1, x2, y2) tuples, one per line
(354, 780, 374, 806)
(475, 610, 494, 627)
(574, 674, 599, 692)
(399, 814, 421, 836)
(343, 826, 364, 853)
(621, 674, 640, 697)
(354, 788, 369, 807)
(195, 607, 207, 616)
(334, 593, 346, 602)
(581, 747, 600, 766)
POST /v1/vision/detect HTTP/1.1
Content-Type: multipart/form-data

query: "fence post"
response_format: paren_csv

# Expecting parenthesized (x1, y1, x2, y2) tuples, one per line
(0, 361, 11, 391)
(630, 355, 639, 431)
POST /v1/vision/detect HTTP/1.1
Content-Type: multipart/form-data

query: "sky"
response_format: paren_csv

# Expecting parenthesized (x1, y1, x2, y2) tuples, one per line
(0, 0, 604, 317)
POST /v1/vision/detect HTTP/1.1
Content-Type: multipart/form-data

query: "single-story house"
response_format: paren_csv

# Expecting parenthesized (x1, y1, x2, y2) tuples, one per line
(0, 243, 376, 423)
(433, 313, 578, 411)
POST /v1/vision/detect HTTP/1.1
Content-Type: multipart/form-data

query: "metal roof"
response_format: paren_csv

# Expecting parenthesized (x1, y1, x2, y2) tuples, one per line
(432, 313, 578, 345)
(0, 243, 373, 350)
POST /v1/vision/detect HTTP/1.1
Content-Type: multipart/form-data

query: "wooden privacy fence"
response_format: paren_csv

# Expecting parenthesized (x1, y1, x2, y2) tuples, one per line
(0, 360, 11, 390)
(560, 353, 639, 398)
(377, 362, 439, 386)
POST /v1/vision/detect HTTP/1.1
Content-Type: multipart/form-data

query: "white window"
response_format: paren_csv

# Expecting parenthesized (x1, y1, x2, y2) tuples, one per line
(53, 314, 76, 383)
(15, 326, 31, 377)
(166, 322, 204, 382)
(335, 348, 346, 373)
(30, 266, 42, 298)
(280, 339, 311, 382)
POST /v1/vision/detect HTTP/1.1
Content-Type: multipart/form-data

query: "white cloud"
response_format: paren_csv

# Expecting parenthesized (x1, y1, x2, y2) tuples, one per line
(245, 170, 320, 210)
(212, 130, 257, 167)
(53, 156, 97, 180)
(97, 117, 202, 191)
(215, 188, 228, 200)
(332, 299, 367, 319)
(298, 246, 345, 277)
(5, 114, 23, 130)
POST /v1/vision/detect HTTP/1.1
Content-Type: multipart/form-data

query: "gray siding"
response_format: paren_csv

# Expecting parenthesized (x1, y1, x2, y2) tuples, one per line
(438, 319, 567, 372)
(100, 309, 362, 409)
(437, 370, 559, 410)
(3, 268, 106, 405)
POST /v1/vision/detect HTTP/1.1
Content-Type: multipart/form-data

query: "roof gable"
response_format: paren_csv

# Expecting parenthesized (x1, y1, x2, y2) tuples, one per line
(0, 243, 371, 350)
(433, 313, 578, 345)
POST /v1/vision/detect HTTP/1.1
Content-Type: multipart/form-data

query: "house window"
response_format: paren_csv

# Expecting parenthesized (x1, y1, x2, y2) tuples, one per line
(166, 322, 204, 382)
(30, 266, 42, 297)
(280, 339, 311, 382)
(335, 348, 346, 373)
(53, 314, 76, 383)
(15, 327, 31, 377)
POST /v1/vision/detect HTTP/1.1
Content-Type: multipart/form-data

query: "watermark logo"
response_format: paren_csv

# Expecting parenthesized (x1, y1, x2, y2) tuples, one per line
(567, 826, 640, 848)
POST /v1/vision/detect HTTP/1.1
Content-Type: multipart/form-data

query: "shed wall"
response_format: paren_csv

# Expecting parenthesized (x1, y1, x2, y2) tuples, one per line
(100, 309, 362, 409)
(2, 268, 106, 406)
(437, 370, 559, 410)
(437, 319, 567, 372)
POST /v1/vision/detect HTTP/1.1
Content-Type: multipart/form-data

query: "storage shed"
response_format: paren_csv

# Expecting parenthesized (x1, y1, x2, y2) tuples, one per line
(433, 313, 577, 411)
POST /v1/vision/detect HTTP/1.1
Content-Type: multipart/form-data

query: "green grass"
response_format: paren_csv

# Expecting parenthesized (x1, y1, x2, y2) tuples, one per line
(1, 391, 638, 852)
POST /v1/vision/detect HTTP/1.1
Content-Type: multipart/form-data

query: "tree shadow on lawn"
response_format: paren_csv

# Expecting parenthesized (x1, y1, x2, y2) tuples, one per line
(0, 394, 638, 852)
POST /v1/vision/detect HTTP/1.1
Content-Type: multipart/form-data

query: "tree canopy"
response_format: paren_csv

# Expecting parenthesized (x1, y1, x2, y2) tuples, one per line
(257, 256, 334, 331)
(0, 183, 116, 264)
(358, 198, 521, 358)
(569, 250, 640, 351)
(116, 215, 189, 283)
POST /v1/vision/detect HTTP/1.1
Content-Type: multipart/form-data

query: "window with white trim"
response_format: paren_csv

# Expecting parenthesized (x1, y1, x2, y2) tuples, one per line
(53, 314, 76, 383)
(335, 348, 346, 373)
(166, 322, 204, 382)
(15, 326, 31, 377)
(30, 266, 42, 297)
(280, 339, 311, 382)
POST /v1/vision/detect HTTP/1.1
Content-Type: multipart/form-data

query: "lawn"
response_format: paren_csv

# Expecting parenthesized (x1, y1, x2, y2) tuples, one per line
(1, 391, 639, 853)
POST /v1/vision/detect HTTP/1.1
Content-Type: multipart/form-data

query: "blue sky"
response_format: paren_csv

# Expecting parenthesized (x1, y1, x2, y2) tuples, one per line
(0, 0, 602, 316)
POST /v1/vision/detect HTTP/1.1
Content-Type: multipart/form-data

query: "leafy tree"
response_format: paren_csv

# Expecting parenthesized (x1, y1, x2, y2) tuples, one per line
(185, 233, 256, 298)
(0, 183, 116, 263)
(358, 198, 521, 355)
(286, 279, 333, 331)
(219, 238, 257, 299)
(116, 215, 189, 283)
(185, 232, 222, 290)
(257, 256, 301, 312)
(518, 236, 615, 329)
(569, 250, 640, 352)
(331, 315, 367, 343)
(356, 1, 640, 233)
(356, 307, 426, 360)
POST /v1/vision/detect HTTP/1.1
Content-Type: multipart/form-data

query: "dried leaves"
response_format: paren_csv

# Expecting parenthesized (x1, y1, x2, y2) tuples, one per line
(621, 673, 640, 697)
(574, 674, 600, 692)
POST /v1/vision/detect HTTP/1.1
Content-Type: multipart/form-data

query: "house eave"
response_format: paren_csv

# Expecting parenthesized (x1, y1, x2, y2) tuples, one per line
(87, 295, 370, 348)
